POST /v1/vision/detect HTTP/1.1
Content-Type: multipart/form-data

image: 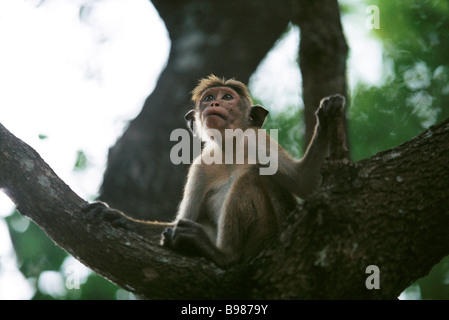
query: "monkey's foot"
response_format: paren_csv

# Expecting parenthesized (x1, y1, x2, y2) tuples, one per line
(83, 201, 132, 229)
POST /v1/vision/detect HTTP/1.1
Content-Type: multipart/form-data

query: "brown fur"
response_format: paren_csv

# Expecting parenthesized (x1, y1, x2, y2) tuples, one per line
(161, 76, 345, 268)
(191, 74, 253, 108)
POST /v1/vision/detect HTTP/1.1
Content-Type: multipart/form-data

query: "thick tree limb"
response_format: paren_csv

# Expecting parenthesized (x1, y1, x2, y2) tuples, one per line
(0, 123, 230, 299)
(253, 119, 449, 299)
(1, 118, 448, 299)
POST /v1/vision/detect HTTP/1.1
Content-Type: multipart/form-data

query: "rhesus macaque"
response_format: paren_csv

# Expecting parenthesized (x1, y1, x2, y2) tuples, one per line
(84, 75, 345, 268)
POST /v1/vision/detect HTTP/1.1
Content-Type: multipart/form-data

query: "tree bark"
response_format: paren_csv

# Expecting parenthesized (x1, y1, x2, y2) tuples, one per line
(99, 0, 292, 221)
(1, 117, 448, 299)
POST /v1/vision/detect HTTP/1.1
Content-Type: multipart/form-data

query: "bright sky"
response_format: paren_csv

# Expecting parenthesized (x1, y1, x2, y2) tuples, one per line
(0, 0, 383, 299)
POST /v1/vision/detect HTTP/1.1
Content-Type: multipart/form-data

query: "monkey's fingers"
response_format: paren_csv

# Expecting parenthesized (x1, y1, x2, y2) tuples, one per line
(84, 202, 131, 230)
(161, 227, 174, 247)
(161, 226, 201, 256)
(317, 94, 345, 117)
(85, 205, 107, 222)
(169, 221, 214, 255)
(82, 201, 109, 213)
(316, 94, 346, 131)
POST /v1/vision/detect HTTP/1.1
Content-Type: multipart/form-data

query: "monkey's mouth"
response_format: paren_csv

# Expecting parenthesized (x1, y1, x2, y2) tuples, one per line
(203, 108, 227, 120)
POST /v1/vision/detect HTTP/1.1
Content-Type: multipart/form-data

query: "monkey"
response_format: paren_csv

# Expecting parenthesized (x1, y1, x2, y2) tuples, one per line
(84, 75, 345, 268)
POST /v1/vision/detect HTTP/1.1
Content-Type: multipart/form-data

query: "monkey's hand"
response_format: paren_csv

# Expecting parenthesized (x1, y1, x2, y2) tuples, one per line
(316, 94, 345, 130)
(161, 219, 223, 264)
(83, 201, 133, 230)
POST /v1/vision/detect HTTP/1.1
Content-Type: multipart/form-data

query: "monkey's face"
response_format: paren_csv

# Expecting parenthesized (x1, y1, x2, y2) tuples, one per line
(197, 87, 248, 134)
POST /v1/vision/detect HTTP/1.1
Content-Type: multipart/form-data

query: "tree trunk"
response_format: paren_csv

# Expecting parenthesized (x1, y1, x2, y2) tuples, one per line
(1, 116, 448, 299)
(293, 0, 349, 149)
(99, 0, 292, 221)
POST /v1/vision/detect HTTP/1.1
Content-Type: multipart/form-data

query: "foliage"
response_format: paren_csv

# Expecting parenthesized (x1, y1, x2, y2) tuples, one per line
(5, 207, 123, 300)
(73, 150, 88, 172)
(263, 105, 304, 158)
(350, 0, 449, 161)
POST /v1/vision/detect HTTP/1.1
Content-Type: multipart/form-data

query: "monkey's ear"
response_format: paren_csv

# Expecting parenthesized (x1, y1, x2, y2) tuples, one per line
(249, 105, 269, 128)
(185, 110, 196, 133)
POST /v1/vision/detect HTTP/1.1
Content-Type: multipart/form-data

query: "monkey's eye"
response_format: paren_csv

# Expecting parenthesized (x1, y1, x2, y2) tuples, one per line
(204, 95, 215, 102)
(222, 94, 233, 100)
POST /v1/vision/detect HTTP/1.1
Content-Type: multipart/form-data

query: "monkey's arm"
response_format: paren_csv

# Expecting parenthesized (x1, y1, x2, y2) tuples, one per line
(175, 162, 207, 222)
(271, 95, 345, 198)
(160, 162, 235, 265)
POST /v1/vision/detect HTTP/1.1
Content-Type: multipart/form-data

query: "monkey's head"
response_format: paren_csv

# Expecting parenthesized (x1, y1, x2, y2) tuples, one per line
(185, 75, 269, 140)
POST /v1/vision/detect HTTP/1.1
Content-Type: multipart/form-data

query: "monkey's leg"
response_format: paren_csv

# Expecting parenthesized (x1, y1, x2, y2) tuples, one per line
(83, 201, 132, 229)
(83, 201, 172, 232)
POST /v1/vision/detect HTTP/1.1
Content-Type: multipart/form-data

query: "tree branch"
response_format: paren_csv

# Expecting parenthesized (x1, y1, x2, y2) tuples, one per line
(0, 123, 233, 299)
(1, 118, 449, 299)
(253, 118, 449, 299)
